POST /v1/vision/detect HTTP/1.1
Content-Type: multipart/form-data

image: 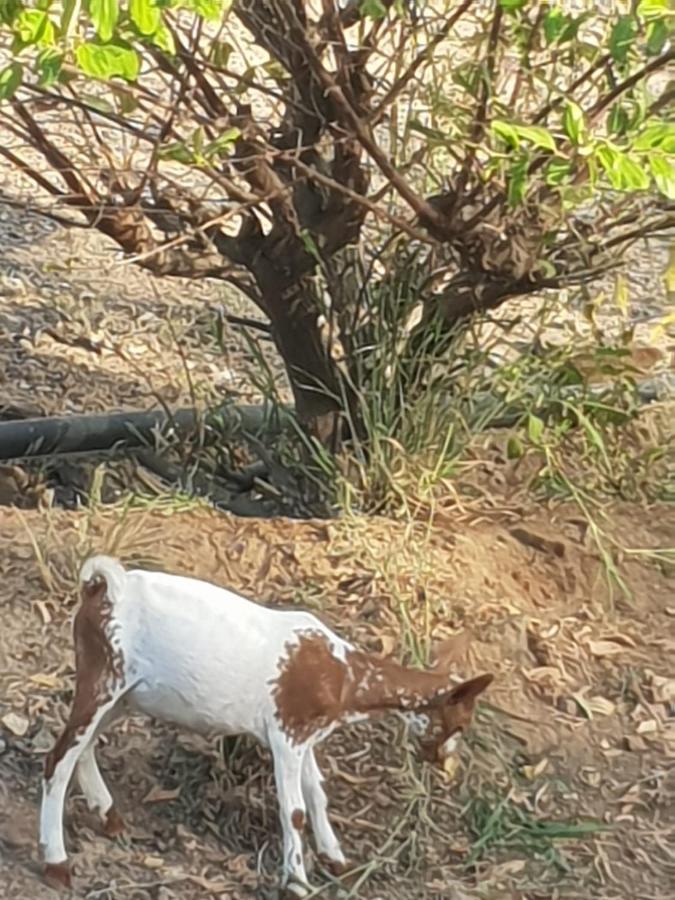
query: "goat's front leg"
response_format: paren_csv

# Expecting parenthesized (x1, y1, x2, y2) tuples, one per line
(40, 697, 122, 888)
(270, 733, 310, 897)
(301, 749, 346, 874)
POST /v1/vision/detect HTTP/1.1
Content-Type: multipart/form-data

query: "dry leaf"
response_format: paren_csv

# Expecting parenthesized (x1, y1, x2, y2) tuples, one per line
(587, 696, 616, 716)
(2, 712, 29, 736)
(143, 785, 181, 804)
(378, 634, 397, 657)
(29, 673, 62, 689)
(35, 601, 52, 625)
(637, 719, 659, 735)
(522, 758, 548, 780)
(187, 874, 229, 893)
(588, 640, 626, 657)
(651, 676, 675, 704)
(442, 755, 461, 781)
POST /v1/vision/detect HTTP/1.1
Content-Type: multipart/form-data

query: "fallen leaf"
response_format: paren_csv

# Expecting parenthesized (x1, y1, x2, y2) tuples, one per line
(29, 673, 62, 689)
(587, 696, 616, 716)
(442, 755, 461, 781)
(588, 640, 626, 657)
(651, 676, 675, 704)
(637, 719, 659, 735)
(522, 758, 548, 780)
(2, 712, 29, 736)
(187, 874, 229, 893)
(378, 634, 397, 657)
(35, 601, 52, 625)
(491, 859, 526, 877)
(143, 785, 181, 804)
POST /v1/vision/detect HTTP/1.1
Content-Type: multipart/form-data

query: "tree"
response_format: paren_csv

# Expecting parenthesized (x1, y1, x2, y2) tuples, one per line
(0, 0, 673, 443)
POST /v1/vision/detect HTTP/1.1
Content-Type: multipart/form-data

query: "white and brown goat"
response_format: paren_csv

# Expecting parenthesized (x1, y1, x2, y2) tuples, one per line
(40, 556, 493, 895)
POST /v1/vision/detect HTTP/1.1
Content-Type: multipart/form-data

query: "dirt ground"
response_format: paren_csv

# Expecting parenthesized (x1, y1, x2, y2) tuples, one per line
(0, 499, 673, 900)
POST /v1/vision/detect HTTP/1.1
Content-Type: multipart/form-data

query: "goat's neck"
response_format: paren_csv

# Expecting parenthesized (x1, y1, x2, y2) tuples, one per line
(345, 651, 447, 715)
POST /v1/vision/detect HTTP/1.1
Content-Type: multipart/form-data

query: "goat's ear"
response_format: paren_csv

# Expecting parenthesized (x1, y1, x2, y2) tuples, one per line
(447, 673, 494, 706)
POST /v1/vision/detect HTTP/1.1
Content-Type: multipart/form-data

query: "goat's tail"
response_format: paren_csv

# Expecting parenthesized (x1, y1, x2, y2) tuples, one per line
(79, 555, 127, 603)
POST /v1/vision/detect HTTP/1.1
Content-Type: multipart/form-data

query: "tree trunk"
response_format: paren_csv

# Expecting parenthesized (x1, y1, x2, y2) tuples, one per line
(262, 281, 355, 448)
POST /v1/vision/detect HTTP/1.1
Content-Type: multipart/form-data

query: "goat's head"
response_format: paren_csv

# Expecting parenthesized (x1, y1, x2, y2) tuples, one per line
(408, 673, 494, 766)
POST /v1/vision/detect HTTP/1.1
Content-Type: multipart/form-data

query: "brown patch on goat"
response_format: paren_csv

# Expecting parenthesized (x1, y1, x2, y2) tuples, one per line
(102, 806, 125, 838)
(44, 576, 125, 781)
(291, 808, 305, 831)
(43, 861, 72, 889)
(272, 631, 492, 750)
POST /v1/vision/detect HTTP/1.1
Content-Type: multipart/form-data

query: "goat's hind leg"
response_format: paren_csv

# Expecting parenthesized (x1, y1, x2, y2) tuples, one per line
(40, 696, 124, 888)
(76, 740, 125, 837)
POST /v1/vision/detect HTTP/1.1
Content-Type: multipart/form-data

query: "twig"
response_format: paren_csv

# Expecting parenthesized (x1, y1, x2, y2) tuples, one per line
(370, 0, 475, 126)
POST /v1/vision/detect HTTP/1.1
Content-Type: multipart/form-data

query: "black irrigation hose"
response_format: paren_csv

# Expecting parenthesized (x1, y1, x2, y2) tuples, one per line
(0, 403, 288, 460)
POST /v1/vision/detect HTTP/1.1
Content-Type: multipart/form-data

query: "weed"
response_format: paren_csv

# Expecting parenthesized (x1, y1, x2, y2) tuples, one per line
(464, 788, 606, 872)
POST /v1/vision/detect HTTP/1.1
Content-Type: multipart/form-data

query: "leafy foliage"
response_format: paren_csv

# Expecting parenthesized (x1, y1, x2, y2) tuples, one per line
(0, 0, 672, 440)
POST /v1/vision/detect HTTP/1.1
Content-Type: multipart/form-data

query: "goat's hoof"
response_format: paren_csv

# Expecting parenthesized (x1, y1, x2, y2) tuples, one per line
(318, 853, 348, 877)
(43, 861, 72, 890)
(283, 877, 310, 898)
(102, 806, 125, 838)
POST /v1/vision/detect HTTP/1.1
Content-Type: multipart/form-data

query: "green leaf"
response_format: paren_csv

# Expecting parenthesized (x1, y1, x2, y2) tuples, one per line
(0, 62, 23, 100)
(637, 0, 669, 20)
(499, 0, 527, 9)
(633, 121, 675, 152)
(607, 103, 630, 136)
(36, 47, 63, 87)
(543, 7, 566, 43)
(609, 14, 637, 65)
(491, 120, 519, 148)
(492, 120, 556, 152)
(88, 0, 118, 41)
(211, 40, 232, 67)
(563, 101, 585, 145)
(646, 19, 668, 55)
(14, 9, 55, 47)
(507, 155, 528, 207)
(506, 435, 524, 459)
(649, 155, 675, 199)
(527, 414, 545, 444)
(596, 144, 650, 191)
(130, 0, 161, 35)
(545, 157, 572, 186)
(360, 0, 387, 19)
(76, 42, 140, 81)
(205, 126, 240, 157)
(150, 23, 175, 53)
(543, 8, 584, 44)
(158, 140, 194, 164)
(515, 125, 556, 152)
(176, 0, 227, 18)
(0, 0, 22, 25)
